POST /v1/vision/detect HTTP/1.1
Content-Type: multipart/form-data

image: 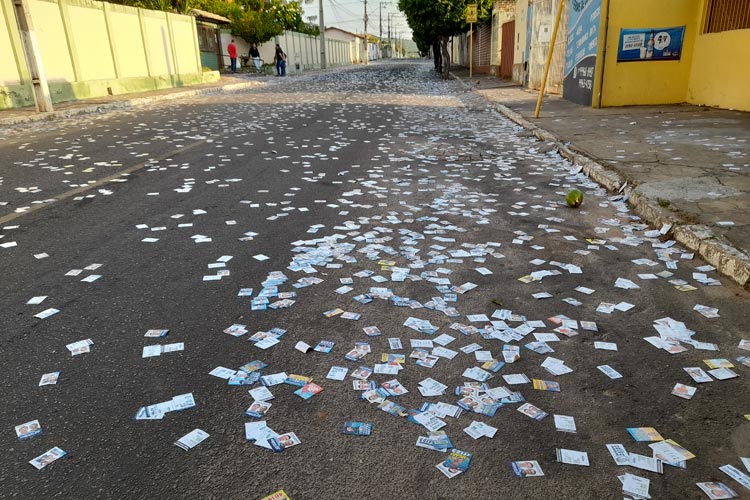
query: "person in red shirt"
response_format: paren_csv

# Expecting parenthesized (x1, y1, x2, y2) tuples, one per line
(228, 39, 238, 74)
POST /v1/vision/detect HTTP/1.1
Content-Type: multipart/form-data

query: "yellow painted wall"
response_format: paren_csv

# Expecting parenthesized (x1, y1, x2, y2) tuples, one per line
(687, 29, 750, 111)
(0, 0, 23, 85)
(514, 0, 528, 65)
(170, 15, 199, 74)
(512, 0, 529, 83)
(601, 0, 701, 106)
(143, 12, 173, 76)
(2, 0, 216, 109)
(108, 4, 147, 78)
(29, 0, 75, 82)
(68, 2, 116, 80)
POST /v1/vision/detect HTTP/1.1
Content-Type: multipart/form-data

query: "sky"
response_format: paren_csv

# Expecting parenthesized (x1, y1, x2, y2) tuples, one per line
(301, 0, 412, 40)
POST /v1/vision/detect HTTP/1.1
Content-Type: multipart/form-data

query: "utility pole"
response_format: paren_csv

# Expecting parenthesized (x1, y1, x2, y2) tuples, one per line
(318, 0, 326, 69)
(380, 2, 383, 40)
(363, 0, 368, 64)
(379, 1, 383, 58)
(13, 0, 52, 112)
(535, 0, 565, 118)
(387, 13, 391, 58)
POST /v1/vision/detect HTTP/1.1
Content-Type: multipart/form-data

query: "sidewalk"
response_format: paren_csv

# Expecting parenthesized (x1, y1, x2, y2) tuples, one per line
(0, 73, 268, 128)
(451, 67, 750, 288)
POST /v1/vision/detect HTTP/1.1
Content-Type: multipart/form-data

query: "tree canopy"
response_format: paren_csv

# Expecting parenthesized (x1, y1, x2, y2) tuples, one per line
(110, 0, 305, 45)
(218, 0, 304, 45)
(398, 0, 492, 76)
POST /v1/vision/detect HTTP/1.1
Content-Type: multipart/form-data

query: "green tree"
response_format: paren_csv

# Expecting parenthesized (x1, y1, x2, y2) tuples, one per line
(398, 0, 491, 78)
(111, 0, 195, 14)
(203, 0, 303, 45)
(295, 21, 320, 36)
(110, 0, 303, 45)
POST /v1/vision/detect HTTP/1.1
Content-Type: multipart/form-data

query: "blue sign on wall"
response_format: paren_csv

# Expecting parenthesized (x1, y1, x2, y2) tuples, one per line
(617, 26, 686, 62)
(563, 0, 602, 106)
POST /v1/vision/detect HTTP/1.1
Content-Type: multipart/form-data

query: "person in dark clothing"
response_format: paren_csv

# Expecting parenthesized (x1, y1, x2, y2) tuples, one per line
(274, 44, 287, 77)
(249, 44, 261, 74)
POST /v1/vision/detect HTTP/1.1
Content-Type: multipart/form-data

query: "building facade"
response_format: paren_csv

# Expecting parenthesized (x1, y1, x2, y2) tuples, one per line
(462, 0, 750, 111)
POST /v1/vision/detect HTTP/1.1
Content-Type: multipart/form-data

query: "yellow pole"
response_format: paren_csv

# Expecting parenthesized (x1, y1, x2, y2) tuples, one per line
(534, 0, 565, 118)
(469, 23, 473, 79)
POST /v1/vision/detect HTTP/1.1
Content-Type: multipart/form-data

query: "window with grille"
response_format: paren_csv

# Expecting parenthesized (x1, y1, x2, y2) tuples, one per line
(705, 0, 750, 33)
(197, 25, 218, 52)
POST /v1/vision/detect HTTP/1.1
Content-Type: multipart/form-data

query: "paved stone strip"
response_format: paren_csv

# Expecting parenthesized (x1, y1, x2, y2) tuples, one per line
(0, 81, 264, 128)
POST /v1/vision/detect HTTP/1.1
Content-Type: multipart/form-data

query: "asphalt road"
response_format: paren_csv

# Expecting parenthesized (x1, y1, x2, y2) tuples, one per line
(1, 61, 749, 500)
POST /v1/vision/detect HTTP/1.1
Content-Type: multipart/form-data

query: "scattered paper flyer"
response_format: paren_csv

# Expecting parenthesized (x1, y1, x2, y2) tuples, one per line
(619, 473, 650, 499)
(39, 371, 60, 386)
(326, 366, 348, 380)
(209, 366, 236, 379)
(145, 329, 169, 338)
(709, 368, 738, 380)
(694, 304, 720, 318)
(719, 464, 750, 491)
(696, 482, 738, 499)
(260, 490, 291, 500)
(249, 386, 274, 402)
(245, 421, 278, 449)
(142, 343, 184, 358)
(598, 365, 623, 379)
(294, 382, 324, 400)
(29, 447, 66, 469)
(511, 460, 544, 477)
(627, 427, 663, 442)
(607, 444, 630, 465)
(672, 383, 697, 400)
(268, 432, 301, 452)
(629, 452, 664, 474)
(517, 403, 547, 421)
(34, 308, 60, 319)
(684, 367, 713, 383)
(594, 341, 618, 351)
(503, 373, 530, 385)
(342, 421, 372, 436)
(436, 462, 463, 478)
(245, 401, 272, 418)
(175, 429, 209, 450)
(650, 440, 695, 463)
(15, 420, 42, 440)
(294, 341, 311, 353)
(554, 415, 577, 433)
(464, 421, 497, 439)
(66, 339, 93, 356)
(532, 379, 560, 392)
(556, 448, 589, 466)
(442, 449, 472, 473)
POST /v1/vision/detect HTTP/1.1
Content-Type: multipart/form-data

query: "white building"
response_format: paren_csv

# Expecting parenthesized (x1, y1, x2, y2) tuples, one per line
(324, 27, 380, 63)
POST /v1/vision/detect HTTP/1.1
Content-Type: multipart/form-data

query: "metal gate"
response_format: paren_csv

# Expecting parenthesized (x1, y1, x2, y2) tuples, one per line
(470, 24, 492, 70)
(500, 20, 515, 77)
(528, 0, 568, 94)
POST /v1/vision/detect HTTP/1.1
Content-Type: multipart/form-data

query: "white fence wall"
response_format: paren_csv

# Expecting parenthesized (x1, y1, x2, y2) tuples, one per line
(219, 30, 354, 73)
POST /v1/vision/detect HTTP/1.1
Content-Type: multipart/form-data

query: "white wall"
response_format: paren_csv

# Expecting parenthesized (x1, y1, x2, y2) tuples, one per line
(220, 30, 355, 73)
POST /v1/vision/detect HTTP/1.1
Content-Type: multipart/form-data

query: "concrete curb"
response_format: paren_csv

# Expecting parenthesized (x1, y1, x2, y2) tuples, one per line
(451, 73, 750, 289)
(0, 80, 264, 128)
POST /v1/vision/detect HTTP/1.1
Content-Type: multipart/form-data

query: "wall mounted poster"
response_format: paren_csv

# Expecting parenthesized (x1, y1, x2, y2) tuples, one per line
(617, 26, 686, 62)
(564, 0, 602, 106)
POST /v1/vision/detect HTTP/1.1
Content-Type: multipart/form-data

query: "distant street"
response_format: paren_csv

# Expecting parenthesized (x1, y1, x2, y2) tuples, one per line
(1, 61, 749, 500)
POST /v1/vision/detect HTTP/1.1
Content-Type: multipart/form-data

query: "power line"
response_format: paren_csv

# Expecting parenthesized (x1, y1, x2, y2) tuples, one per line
(328, 0, 359, 19)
